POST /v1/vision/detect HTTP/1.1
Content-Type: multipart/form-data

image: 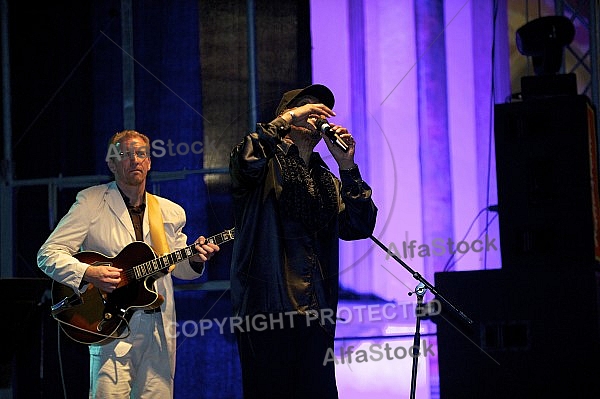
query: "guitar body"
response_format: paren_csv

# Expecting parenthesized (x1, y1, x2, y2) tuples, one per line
(50, 228, 234, 345)
(51, 241, 164, 345)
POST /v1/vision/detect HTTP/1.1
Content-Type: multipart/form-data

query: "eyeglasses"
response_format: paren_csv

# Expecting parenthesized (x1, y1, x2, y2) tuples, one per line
(119, 150, 149, 160)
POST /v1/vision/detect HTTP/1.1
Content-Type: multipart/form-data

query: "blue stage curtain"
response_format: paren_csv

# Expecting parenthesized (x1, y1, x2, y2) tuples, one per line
(92, 1, 208, 243)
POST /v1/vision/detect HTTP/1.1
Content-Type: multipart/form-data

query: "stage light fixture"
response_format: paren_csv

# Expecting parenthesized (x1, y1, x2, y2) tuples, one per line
(516, 15, 575, 76)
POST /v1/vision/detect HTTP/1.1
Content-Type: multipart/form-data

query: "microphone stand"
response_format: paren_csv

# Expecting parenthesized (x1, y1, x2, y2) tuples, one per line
(369, 235, 474, 399)
(408, 282, 426, 399)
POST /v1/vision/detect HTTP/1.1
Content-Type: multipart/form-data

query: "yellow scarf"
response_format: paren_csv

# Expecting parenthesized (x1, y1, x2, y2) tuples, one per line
(146, 193, 174, 271)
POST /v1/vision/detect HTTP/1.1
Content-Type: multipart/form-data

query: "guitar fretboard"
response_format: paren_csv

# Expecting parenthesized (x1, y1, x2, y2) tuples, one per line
(131, 228, 235, 280)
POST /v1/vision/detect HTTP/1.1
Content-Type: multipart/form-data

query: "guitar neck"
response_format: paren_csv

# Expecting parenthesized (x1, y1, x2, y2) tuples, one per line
(132, 228, 235, 280)
(204, 229, 235, 247)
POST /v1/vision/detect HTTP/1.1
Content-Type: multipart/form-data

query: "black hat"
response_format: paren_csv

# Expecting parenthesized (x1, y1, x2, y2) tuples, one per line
(274, 84, 335, 117)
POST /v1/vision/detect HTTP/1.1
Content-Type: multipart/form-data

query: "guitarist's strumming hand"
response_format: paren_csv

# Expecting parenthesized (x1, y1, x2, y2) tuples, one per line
(83, 265, 123, 293)
(192, 236, 220, 263)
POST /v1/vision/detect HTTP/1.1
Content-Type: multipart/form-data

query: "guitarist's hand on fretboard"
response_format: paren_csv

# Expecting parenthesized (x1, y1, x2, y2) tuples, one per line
(83, 264, 123, 293)
(192, 236, 220, 263)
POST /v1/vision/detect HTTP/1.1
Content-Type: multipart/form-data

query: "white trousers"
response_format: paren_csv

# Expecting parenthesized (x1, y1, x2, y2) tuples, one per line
(89, 311, 173, 399)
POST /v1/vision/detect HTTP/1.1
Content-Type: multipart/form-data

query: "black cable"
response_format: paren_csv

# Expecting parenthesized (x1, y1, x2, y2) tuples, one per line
(57, 323, 68, 399)
(442, 209, 498, 272)
(442, 206, 498, 272)
(483, 0, 499, 270)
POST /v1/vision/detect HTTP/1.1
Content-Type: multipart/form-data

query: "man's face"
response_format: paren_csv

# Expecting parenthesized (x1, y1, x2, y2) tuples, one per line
(108, 137, 151, 187)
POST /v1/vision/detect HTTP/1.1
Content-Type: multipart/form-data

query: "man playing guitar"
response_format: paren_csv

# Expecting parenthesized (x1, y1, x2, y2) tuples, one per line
(38, 130, 221, 399)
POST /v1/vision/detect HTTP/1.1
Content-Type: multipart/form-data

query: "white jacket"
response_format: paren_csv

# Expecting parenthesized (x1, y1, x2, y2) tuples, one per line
(37, 181, 203, 375)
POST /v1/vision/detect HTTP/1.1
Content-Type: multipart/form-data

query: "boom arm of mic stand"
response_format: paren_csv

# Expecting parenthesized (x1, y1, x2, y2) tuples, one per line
(369, 234, 473, 325)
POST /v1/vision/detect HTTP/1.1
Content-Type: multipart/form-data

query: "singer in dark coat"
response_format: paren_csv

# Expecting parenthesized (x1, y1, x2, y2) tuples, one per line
(229, 84, 378, 398)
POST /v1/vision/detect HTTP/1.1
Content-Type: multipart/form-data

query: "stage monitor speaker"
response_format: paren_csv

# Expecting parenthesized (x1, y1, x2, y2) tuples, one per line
(433, 269, 600, 399)
(494, 94, 600, 270)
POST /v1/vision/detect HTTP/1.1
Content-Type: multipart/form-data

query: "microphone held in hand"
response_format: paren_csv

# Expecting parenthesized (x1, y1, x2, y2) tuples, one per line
(316, 118, 349, 153)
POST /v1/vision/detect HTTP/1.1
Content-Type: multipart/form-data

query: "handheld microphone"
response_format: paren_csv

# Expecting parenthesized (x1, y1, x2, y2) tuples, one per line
(316, 119, 349, 152)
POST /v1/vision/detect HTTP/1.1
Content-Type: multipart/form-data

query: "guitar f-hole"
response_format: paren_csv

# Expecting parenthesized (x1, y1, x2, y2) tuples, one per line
(97, 312, 116, 332)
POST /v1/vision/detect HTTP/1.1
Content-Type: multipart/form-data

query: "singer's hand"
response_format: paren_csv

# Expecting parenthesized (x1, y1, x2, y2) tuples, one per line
(321, 123, 356, 168)
(280, 103, 335, 130)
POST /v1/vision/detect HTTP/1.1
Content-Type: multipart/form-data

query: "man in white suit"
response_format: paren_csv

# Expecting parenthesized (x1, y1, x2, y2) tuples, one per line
(38, 130, 220, 398)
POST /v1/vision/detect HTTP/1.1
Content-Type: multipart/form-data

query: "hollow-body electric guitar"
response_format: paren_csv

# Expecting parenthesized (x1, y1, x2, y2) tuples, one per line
(50, 228, 234, 345)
